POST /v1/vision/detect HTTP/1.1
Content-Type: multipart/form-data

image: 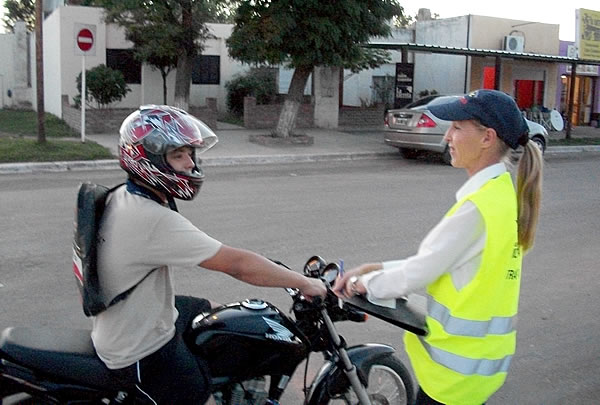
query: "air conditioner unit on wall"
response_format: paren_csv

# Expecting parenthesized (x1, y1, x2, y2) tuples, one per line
(504, 35, 524, 53)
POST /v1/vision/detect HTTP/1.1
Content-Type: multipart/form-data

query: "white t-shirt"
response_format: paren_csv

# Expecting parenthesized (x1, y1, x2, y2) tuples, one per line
(91, 185, 222, 369)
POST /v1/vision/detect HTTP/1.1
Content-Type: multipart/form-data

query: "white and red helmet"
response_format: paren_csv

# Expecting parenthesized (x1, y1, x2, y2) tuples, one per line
(119, 105, 218, 200)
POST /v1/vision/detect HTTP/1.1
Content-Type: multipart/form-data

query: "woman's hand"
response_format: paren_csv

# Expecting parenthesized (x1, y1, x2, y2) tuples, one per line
(332, 263, 381, 299)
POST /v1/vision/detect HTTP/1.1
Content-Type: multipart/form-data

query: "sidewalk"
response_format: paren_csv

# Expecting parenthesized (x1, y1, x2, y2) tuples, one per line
(1, 123, 599, 175)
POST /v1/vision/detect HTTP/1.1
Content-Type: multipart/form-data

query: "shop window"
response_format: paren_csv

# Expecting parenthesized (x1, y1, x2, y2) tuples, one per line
(192, 55, 220, 85)
(106, 49, 142, 84)
(371, 75, 395, 107)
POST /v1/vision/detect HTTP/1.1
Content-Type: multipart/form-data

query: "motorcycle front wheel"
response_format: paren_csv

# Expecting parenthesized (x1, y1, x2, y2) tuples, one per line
(329, 355, 414, 405)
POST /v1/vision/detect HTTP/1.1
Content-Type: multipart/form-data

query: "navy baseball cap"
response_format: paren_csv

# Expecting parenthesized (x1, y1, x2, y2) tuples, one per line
(428, 90, 529, 150)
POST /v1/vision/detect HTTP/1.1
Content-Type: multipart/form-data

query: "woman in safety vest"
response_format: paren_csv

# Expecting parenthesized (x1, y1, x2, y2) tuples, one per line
(333, 89, 543, 405)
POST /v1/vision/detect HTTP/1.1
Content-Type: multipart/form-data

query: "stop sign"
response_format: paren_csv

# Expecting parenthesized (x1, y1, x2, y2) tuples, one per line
(77, 28, 94, 52)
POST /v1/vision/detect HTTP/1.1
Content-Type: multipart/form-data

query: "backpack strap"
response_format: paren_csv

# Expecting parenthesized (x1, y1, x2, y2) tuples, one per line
(106, 267, 158, 308)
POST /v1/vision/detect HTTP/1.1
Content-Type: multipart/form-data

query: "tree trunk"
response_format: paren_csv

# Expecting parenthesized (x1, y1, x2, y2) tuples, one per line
(35, 0, 45, 143)
(173, 50, 191, 111)
(274, 66, 312, 138)
(161, 68, 168, 105)
(173, 1, 194, 111)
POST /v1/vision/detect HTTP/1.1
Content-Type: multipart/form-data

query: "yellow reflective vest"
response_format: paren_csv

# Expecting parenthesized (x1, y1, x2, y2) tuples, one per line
(404, 172, 522, 405)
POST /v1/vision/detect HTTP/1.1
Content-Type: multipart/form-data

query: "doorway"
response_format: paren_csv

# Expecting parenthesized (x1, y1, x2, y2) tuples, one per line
(514, 80, 544, 110)
(561, 75, 596, 125)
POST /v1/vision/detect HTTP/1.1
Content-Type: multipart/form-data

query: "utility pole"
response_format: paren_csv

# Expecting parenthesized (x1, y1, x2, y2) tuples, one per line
(35, 0, 46, 143)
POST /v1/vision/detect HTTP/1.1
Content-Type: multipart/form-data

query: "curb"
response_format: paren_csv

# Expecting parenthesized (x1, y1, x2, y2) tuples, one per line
(544, 145, 600, 154)
(0, 151, 399, 175)
(0, 146, 598, 175)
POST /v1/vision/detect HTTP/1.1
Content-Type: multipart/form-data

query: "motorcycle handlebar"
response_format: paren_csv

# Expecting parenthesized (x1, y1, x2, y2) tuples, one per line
(310, 296, 324, 307)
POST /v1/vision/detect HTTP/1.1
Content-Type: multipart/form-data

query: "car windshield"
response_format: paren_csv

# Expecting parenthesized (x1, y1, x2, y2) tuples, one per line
(405, 95, 443, 109)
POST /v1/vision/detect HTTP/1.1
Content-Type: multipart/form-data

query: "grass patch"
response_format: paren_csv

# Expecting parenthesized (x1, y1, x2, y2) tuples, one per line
(549, 137, 600, 146)
(0, 109, 80, 138)
(0, 137, 114, 163)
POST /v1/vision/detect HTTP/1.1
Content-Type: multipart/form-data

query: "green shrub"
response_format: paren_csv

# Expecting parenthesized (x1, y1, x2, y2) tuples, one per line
(225, 69, 277, 117)
(76, 64, 131, 109)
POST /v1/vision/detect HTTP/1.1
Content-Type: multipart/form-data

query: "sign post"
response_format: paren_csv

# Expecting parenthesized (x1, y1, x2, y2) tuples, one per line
(74, 23, 96, 143)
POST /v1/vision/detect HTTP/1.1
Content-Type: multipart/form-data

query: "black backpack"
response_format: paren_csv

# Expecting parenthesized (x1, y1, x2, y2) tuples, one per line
(72, 182, 122, 317)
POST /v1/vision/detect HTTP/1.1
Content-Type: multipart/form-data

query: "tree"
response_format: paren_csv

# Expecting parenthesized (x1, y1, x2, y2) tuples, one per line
(126, 27, 178, 105)
(227, 0, 403, 138)
(393, 9, 439, 28)
(3, 0, 35, 32)
(2, 0, 98, 32)
(76, 64, 130, 108)
(97, 0, 228, 111)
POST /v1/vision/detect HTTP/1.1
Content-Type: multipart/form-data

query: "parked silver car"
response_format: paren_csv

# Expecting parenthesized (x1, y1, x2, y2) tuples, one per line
(384, 95, 549, 164)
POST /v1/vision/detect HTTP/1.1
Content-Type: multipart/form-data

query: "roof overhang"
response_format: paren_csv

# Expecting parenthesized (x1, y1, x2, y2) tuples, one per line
(366, 42, 600, 65)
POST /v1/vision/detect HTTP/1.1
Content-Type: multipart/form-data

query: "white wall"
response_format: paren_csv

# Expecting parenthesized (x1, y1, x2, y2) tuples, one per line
(39, 7, 62, 116)
(190, 24, 251, 112)
(0, 32, 16, 108)
(35, 6, 108, 116)
(414, 16, 469, 97)
(343, 27, 413, 106)
(0, 22, 31, 108)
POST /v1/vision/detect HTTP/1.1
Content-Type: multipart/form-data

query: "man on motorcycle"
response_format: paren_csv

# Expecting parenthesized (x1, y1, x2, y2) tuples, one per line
(92, 105, 326, 404)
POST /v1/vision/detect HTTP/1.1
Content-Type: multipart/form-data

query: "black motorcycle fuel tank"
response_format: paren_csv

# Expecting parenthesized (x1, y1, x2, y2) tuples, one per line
(185, 299, 309, 378)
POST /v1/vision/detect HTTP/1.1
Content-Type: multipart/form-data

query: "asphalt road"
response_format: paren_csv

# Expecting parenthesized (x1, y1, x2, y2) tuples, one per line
(1, 154, 599, 404)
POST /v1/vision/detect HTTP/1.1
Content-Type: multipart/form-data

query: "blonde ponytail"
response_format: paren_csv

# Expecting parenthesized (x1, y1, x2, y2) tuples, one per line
(516, 141, 543, 251)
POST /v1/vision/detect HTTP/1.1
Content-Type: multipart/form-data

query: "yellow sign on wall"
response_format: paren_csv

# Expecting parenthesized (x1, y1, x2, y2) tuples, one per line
(576, 8, 600, 61)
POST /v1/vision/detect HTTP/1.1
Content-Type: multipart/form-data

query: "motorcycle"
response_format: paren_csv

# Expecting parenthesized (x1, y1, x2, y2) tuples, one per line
(0, 256, 427, 405)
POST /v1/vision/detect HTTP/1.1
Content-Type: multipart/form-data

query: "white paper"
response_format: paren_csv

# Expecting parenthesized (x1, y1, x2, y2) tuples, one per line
(367, 296, 398, 309)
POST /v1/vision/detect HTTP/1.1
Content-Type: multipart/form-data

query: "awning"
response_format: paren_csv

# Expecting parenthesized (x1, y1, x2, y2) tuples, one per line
(365, 42, 600, 136)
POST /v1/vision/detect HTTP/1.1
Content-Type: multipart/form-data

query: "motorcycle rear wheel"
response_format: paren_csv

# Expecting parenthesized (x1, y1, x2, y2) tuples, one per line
(329, 355, 414, 405)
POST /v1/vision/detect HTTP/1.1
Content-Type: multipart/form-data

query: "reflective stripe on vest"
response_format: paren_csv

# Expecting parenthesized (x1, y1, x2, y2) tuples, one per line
(418, 336, 513, 376)
(427, 295, 516, 337)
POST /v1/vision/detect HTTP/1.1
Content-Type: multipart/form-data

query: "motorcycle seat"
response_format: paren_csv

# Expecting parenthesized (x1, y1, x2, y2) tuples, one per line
(0, 326, 121, 389)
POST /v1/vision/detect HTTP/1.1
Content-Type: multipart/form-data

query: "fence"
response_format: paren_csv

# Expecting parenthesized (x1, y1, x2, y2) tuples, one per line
(61, 95, 218, 134)
(243, 97, 385, 129)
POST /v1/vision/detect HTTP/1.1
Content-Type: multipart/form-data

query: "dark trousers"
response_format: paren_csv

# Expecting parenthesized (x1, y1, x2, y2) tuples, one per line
(416, 387, 486, 405)
(109, 296, 213, 404)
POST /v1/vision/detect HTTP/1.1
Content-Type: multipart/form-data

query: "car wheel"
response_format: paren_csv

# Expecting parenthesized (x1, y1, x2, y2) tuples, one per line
(441, 147, 452, 165)
(531, 136, 546, 154)
(398, 148, 419, 160)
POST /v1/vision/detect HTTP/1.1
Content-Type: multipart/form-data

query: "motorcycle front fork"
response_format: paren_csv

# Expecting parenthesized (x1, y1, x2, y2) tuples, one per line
(320, 309, 372, 405)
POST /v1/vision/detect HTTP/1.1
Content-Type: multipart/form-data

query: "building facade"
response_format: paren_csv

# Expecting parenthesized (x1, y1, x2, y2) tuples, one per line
(557, 40, 599, 126)
(30, 5, 250, 118)
(4, 5, 597, 129)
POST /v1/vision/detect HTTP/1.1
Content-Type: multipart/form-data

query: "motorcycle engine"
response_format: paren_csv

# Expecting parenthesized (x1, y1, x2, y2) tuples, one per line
(214, 377, 268, 405)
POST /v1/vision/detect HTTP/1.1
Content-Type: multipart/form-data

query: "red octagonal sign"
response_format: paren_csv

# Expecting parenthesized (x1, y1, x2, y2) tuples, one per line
(77, 28, 94, 52)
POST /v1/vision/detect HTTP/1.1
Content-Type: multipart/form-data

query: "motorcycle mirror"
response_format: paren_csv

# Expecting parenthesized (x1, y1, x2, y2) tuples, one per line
(304, 255, 327, 277)
(321, 262, 340, 284)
